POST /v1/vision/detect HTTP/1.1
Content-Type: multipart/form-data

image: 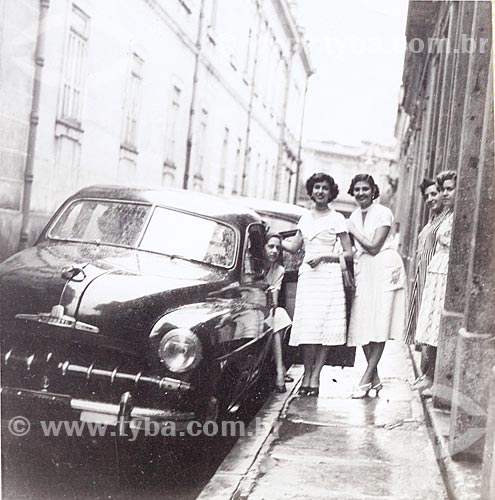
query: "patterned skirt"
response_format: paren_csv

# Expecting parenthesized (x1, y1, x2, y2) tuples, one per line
(415, 271, 447, 347)
(289, 262, 346, 346)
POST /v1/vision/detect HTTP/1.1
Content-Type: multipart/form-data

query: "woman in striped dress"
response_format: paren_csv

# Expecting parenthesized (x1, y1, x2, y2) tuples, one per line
(415, 170, 457, 396)
(282, 173, 353, 397)
(404, 179, 447, 345)
(404, 179, 448, 389)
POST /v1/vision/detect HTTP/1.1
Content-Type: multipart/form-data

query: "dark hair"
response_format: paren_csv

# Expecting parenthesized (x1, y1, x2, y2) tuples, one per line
(419, 178, 437, 197)
(347, 174, 380, 200)
(305, 172, 339, 202)
(436, 170, 457, 189)
(264, 232, 283, 264)
(264, 232, 282, 244)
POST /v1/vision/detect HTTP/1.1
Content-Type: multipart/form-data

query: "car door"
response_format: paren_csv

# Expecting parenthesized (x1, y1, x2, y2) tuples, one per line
(279, 230, 356, 368)
(217, 223, 274, 411)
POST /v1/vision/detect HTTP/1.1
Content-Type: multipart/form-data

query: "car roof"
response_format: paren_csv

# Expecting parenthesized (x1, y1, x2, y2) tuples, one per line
(67, 185, 263, 225)
(228, 196, 308, 222)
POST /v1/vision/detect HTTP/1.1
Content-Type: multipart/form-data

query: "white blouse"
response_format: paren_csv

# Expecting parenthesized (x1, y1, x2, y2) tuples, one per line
(349, 203, 395, 256)
(297, 209, 348, 264)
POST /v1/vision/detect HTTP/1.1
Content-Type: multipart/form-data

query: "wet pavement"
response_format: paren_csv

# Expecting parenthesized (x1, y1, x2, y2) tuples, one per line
(202, 340, 448, 499)
(1, 386, 269, 500)
(2, 430, 238, 499)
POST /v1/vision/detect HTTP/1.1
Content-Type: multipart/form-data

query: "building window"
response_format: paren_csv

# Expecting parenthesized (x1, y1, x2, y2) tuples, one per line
(193, 108, 208, 190)
(264, 162, 273, 198)
(59, 5, 89, 127)
(122, 53, 144, 152)
(164, 85, 181, 166)
(218, 127, 229, 194)
(250, 153, 261, 196)
(162, 164, 177, 186)
(232, 137, 242, 195)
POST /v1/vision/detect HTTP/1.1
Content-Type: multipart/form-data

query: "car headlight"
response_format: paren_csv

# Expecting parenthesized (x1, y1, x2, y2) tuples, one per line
(158, 328, 202, 373)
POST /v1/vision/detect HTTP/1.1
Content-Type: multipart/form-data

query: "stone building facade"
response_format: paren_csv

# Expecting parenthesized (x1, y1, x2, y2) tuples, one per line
(299, 140, 398, 216)
(0, 0, 312, 261)
(396, 1, 494, 494)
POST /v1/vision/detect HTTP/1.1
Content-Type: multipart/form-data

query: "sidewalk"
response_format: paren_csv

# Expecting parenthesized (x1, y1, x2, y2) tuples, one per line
(199, 340, 448, 500)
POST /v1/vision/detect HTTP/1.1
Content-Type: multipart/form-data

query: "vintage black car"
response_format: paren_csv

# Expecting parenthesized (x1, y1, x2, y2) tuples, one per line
(0, 185, 277, 437)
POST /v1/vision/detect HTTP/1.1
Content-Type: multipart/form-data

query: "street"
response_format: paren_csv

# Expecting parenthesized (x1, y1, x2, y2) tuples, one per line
(2, 390, 269, 500)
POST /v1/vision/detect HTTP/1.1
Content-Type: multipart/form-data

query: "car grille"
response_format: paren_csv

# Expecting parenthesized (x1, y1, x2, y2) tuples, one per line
(1, 320, 191, 407)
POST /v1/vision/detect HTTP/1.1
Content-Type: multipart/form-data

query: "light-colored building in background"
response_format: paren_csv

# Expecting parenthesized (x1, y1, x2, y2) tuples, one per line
(298, 140, 398, 215)
(0, 0, 312, 260)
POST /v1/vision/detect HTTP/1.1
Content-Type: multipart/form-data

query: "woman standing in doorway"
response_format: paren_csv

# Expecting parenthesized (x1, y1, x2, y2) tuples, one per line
(346, 174, 406, 398)
(415, 170, 457, 397)
(282, 173, 353, 397)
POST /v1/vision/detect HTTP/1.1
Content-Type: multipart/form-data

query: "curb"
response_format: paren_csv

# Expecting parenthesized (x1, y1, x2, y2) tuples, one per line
(196, 366, 303, 500)
(407, 346, 482, 500)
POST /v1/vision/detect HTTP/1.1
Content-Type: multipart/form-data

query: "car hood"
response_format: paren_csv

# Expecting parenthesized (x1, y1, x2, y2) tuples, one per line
(0, 242, 229, 341)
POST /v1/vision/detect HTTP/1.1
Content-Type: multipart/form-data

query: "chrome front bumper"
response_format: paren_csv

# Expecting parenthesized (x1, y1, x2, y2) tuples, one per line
(1, 387, 196, 435)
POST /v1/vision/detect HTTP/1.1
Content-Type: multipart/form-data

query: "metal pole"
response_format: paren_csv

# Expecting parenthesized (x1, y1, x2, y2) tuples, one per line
(293, 72, 311, 204)
(18, 0, 50, 250)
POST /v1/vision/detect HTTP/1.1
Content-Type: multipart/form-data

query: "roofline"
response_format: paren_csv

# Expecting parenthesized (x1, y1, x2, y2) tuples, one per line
(272, 0, 314, 76)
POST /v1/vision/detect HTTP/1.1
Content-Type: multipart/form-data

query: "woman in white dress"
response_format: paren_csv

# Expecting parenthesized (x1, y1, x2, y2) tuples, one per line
(346, 174, 406, 398)
(263, 233, 292, 393)
(415, 170, 457, 397)
(282, 173, 353, 397)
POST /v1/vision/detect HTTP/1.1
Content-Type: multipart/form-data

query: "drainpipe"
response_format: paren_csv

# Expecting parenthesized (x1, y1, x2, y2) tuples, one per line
(182, 0, 206, 190)
(293, 71, 311, 204)
(240, 2, 262, 197)
(18, 0, 50, 251)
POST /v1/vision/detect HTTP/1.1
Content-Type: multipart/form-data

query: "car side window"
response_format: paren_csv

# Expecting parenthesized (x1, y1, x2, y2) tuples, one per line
(242, 224, 265, 283)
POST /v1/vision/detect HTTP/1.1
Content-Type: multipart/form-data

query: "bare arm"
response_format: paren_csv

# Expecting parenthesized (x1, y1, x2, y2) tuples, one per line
(306, 231, 353, 268)
(281, 230, 303, 253)
(348, 221, 390, 256)
(339, 231, 353, 259)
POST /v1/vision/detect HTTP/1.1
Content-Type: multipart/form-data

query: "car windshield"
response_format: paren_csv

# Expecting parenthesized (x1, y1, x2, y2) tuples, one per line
(48, 200, 237, 268)
(49, 200, 149, 246)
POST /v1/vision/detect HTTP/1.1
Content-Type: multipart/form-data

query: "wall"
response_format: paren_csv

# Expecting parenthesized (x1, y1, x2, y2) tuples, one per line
(0, 0, 312, 261)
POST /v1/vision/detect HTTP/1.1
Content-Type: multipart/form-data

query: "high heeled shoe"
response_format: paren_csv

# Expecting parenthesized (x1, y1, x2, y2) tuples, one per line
(306, 387, 319, 397)
(298, 386, 310, 396)
(350, 383, 372, 399)
(421, 387, 433, 398)
(411, 374, 425, 387)
(371, 383, 383, 397)
(274, 384, 287, 393)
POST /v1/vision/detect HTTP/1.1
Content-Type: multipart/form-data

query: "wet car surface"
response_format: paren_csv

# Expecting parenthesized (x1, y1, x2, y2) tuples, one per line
(1, 185, 279, 496)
